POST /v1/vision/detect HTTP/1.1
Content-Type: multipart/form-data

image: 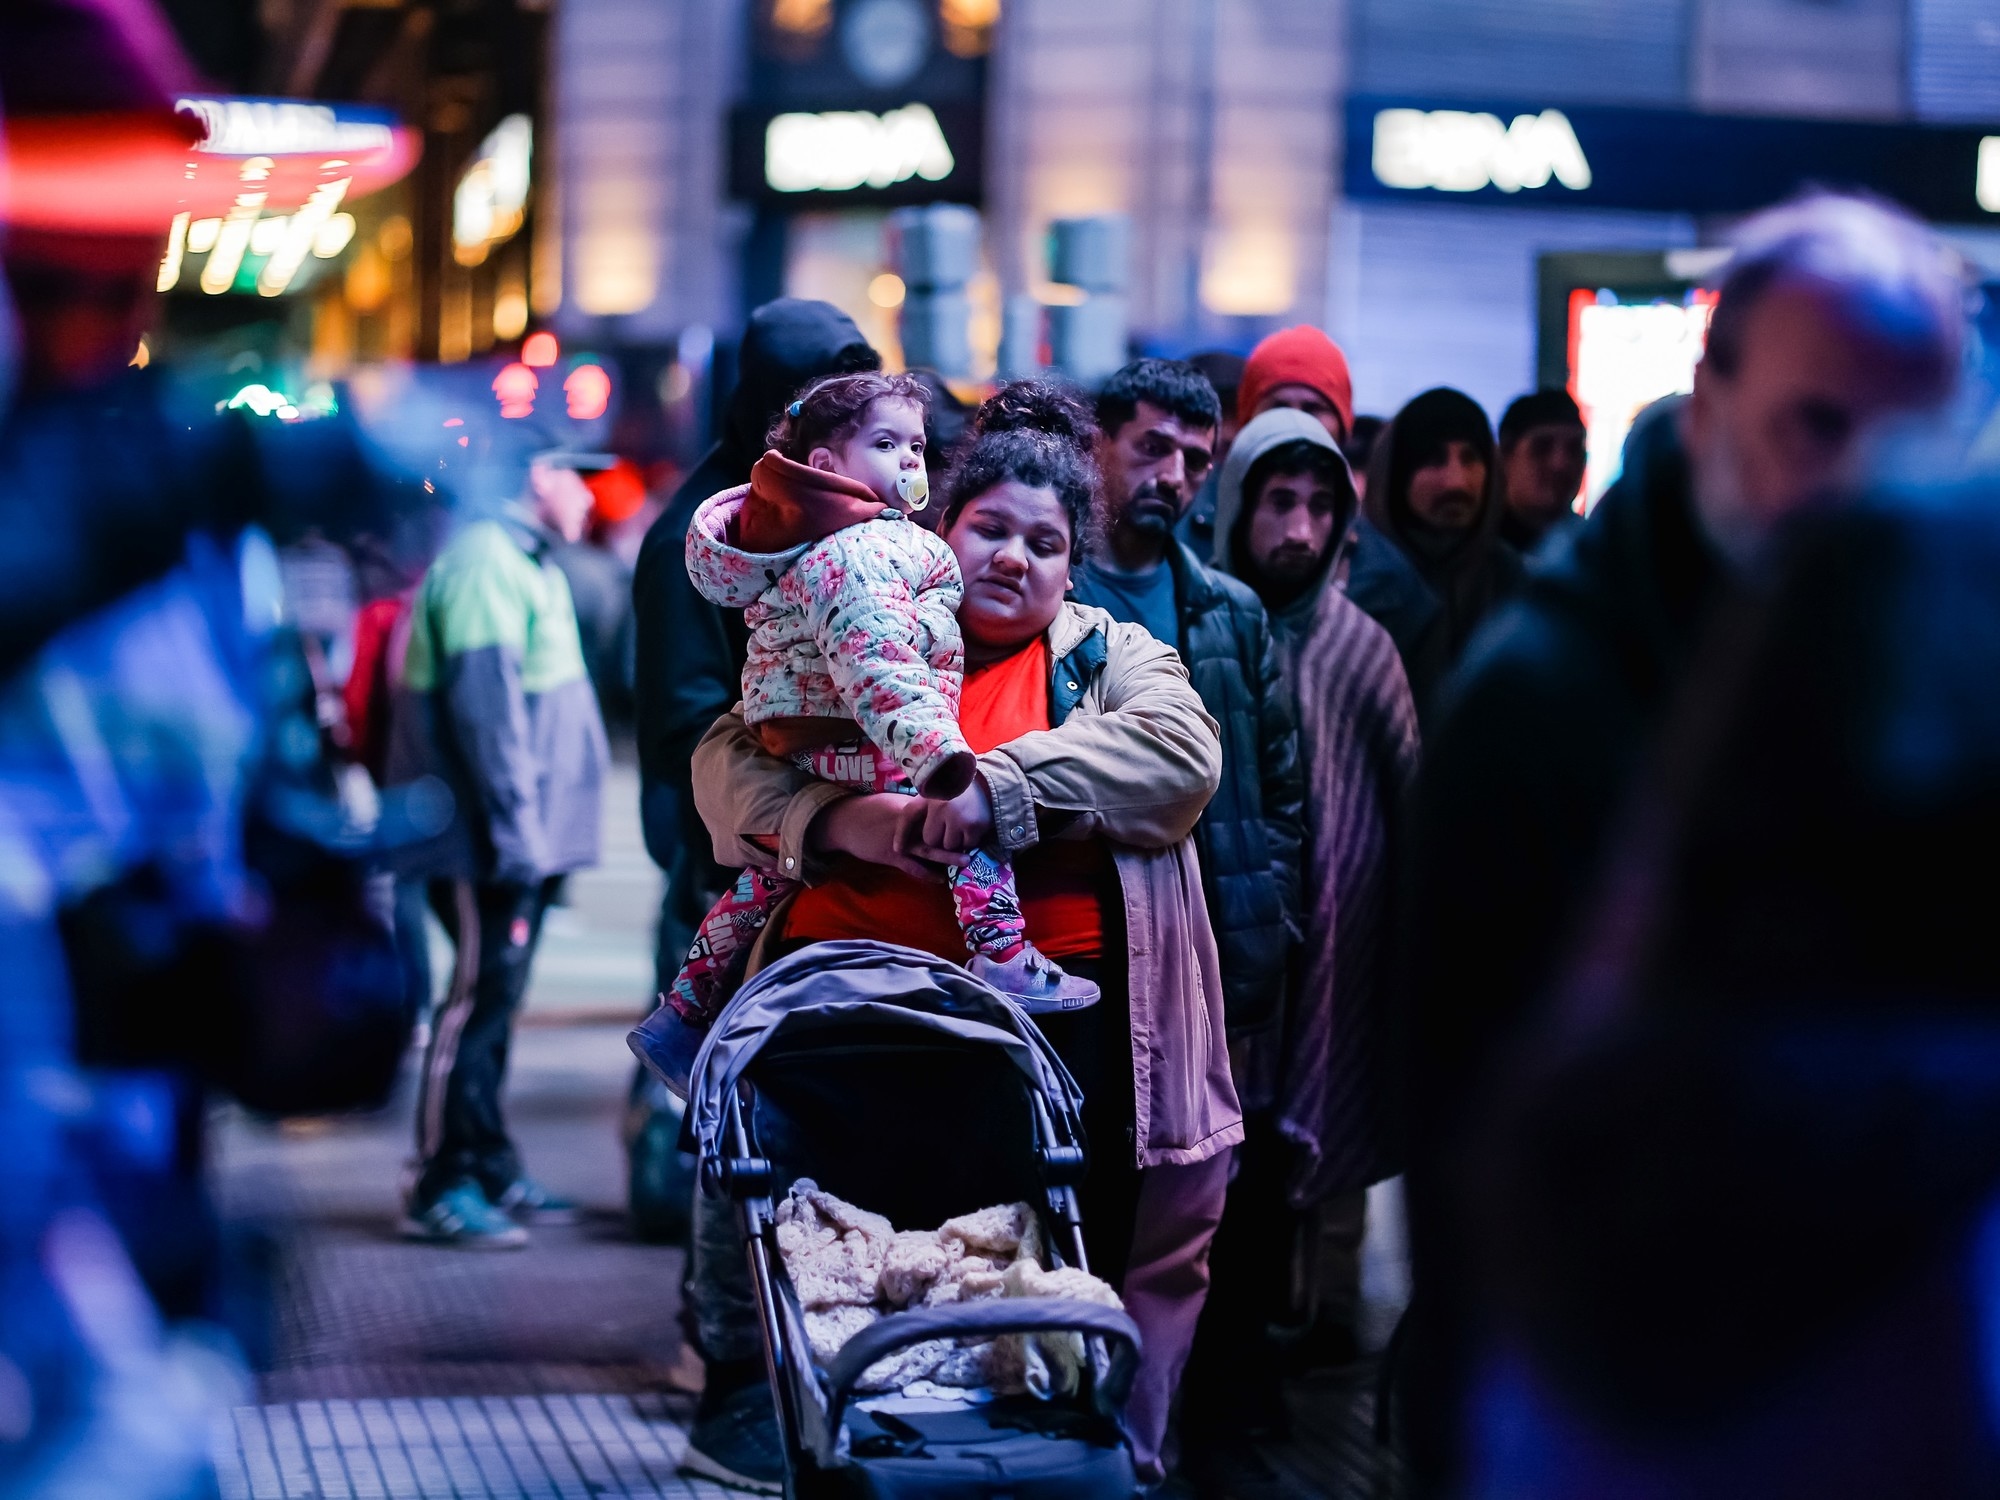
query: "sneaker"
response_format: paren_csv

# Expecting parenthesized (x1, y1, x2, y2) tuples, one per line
(399, 1181, 529, 1249)
(681, 1379, 785, 1494)
(969, 945, 1101, 1013)
(494, 1176, 580, 1226)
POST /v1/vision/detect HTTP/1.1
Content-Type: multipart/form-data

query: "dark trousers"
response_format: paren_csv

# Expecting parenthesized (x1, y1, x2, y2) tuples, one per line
(413, 877, 556, 1206)
(1180, 1114, 1299, 1441)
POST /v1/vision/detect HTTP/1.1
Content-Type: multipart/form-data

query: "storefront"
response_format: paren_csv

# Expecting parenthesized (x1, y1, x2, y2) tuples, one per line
(1336, 95, 2000, 500)
(725, 0, 994, 370)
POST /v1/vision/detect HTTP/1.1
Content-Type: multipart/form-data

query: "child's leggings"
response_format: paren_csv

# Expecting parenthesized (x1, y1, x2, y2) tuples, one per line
(663, 741, 1024, 1025)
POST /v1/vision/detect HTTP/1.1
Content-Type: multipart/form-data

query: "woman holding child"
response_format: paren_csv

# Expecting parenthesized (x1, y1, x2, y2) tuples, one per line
(683, 379, 1240, 1484)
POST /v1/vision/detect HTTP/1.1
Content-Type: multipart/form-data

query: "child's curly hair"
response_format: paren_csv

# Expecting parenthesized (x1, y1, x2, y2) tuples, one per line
(766, 372, 932, 462)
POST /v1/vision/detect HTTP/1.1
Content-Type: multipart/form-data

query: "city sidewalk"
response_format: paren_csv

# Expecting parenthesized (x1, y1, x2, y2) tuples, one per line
(207, 756, 1407, 1497)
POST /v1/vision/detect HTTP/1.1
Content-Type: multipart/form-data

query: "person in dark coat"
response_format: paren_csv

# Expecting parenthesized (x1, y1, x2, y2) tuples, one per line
(630, 300, 879, 982)
(1496, 387, 1587, 554)
(1466, 482, 2000, 1499)
(1069, 357, 1305, 1047)
(1366, 387, 1524, 664)
(1399, 192, 1968, 1496)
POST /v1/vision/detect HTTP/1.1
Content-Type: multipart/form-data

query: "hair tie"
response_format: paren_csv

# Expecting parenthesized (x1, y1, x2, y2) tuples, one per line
(787, 400, 803, 418)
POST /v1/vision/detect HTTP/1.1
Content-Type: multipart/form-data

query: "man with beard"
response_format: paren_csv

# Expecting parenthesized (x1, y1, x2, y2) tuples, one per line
(1237, 326, 1450, 717)
(1366, 387, 1523, 665)
(1179, 408, 1421, 1496)
(1496, 388, 1588, 553)
(1071, 357, 1305, 1163)
(1401, 193, 1967, 1495)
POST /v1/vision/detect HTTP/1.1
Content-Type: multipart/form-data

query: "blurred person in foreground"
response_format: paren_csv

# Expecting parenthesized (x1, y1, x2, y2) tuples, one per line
(631, 301, 880, 990)
(387, 444, 612, 1247)
(1401, 192, 1967, 1494)
(1495, 388, 1588, 553)
(0, 1, 419, 1490)
(1238, 326, 1449, 714)
(1071, 358, 1306, 1104)
(1366, 387, 1524, 667)
(1466, 481, 2000, 1497)
(1180, 406, 1421, 1493)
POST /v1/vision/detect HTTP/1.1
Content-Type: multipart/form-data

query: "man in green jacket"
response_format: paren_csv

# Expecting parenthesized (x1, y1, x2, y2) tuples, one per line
(389, 447, 612, 1247)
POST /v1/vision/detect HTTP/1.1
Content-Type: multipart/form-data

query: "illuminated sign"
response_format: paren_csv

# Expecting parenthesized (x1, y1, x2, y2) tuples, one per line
(454, 114, 534, 266)
(1570, 291, 1717, 509)
(730, 101, 981, 203)
(1372, 108, 1590, 195)
(1348, 96, 2000, 222)
(765, 103, 953, 193)
(175, 96, 396, 158)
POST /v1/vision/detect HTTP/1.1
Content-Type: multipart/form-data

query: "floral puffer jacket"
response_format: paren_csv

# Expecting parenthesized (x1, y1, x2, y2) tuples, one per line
(685, 485, 972, 793)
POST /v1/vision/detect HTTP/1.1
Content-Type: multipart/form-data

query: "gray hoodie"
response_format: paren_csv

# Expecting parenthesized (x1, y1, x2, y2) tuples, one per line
(1211, 407, 1357, 609)
(1211, 407, 1421, 1198)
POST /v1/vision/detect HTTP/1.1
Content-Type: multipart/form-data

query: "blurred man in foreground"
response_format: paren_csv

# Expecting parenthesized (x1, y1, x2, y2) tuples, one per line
(1496, 388, 1588, 552)
(1403, 192, 1967, 1494)
(389, 446, 612, 1247)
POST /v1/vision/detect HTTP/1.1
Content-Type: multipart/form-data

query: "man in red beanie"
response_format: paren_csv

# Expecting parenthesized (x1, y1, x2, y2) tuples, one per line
(1240, 326, 1450, 716)
(1238, 325, 1355, 444)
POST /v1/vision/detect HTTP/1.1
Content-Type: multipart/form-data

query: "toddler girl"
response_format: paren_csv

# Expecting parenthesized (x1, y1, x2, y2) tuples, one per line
(665, 372, 1099, 1036)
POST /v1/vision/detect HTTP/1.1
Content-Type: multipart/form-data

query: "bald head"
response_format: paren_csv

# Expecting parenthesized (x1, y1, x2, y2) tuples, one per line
(1687, 194, 1966, 559)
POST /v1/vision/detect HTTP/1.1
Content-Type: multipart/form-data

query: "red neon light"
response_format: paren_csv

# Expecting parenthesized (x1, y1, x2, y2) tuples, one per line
(564, 363, 612, 421)
(493, 362, 538, 418)
(521, 332, 559, 367)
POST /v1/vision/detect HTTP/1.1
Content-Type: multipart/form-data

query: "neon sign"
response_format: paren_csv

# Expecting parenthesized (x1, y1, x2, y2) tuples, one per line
(764, 104, 955, 193)
(1373, 107, 1592, 195)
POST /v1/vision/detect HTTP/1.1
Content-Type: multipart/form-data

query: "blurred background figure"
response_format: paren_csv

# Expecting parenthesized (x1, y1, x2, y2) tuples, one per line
(1496, 388, 1589, 554)
(386, 440, 611, 1247)
(630, 299, 879, 1003)
(1466, 479, 2000, 1498)
(1403, 191, 1969, 1497)
(1366, 388, 1523, 668)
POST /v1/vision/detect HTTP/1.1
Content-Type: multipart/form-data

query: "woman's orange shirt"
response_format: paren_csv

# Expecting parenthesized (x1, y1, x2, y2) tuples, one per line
(782, 637, 1110, 961)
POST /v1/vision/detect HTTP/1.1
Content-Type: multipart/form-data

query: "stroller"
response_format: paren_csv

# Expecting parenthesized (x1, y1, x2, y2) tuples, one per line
(660, 939, 1143, 1500)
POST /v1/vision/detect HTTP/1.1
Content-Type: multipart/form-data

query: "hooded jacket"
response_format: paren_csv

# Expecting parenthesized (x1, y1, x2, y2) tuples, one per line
(389, 511, 610, 884)
(1366, 388, 1525, 664)
(631, 301, 878, 921)
(1212, 410, 1422, 1196)
(1406, 401, 1726, 1276)
(684, 453, 974, 794)
(634, 301, 879, 789)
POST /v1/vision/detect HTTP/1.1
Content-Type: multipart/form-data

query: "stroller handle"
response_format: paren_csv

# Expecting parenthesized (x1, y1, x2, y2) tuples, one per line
(824, 1296, 1143, 1430)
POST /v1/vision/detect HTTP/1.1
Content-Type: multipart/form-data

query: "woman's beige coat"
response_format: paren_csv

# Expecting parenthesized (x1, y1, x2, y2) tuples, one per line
(692, 601, 1244, 1167)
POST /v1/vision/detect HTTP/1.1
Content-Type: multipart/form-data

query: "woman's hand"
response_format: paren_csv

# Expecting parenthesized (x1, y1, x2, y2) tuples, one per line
(904, 776, 996, 866)
(808, 793, 937, 879)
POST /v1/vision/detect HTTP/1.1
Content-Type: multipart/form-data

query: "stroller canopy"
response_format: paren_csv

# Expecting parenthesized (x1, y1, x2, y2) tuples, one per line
(686, 940, 1087, 1169)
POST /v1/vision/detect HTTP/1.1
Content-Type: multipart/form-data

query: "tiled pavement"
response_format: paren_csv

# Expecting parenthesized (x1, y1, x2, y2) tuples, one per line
(212, 1393, 718, 1500)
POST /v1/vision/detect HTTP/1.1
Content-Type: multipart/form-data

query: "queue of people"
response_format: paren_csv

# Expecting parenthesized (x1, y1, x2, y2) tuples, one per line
(3, 12, 1993, 1487)
(618, 184, 1999, 1500)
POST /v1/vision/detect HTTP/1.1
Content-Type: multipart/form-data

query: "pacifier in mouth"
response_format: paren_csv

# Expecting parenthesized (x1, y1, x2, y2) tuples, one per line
(896, 469, 929, 511)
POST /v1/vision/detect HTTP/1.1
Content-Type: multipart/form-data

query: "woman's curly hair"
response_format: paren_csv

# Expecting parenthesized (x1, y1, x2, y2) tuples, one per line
(939, 380, 1101, 560)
